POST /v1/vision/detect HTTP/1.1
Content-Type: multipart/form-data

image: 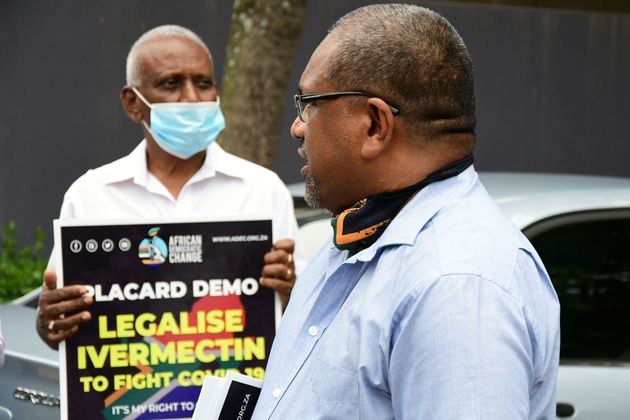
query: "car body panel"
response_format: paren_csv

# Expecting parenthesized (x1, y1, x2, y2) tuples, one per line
(478, 172, 630, 230)
(557, 365, 630, 419)
(0, 304, 60, 419)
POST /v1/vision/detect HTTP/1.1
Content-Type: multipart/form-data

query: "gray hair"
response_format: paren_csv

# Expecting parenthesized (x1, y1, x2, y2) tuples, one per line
(125, 25, 211, 87)
(327, 4, 476, 144)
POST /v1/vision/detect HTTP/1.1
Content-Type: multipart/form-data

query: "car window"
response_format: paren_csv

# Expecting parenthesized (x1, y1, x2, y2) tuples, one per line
(527, 211, 630, 362)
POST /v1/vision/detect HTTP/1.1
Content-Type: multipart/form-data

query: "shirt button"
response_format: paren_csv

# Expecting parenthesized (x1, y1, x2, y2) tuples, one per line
(272, 387, 282, 399)
(308, 325, 318, 336)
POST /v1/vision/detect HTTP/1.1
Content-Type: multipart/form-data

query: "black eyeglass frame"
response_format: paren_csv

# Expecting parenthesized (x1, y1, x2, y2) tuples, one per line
(293, 91, 400, 122)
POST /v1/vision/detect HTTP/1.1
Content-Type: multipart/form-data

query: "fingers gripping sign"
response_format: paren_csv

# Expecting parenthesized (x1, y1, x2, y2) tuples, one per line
(260, 239, 296, 310)
(37, 270, 94, 350)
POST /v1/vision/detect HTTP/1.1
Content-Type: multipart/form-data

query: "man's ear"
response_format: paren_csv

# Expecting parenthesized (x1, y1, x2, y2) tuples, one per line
(360, 97, 396, 160)
(120, 86, 144, 123)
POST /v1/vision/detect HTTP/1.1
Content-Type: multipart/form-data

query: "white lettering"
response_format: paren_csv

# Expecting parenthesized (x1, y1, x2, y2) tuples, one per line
(168, 235, 203, 264)
(123, 283, 138, 300)
(192, 279, 208, 296)
(192, 278, 259, 297)
(86, 281, 187, 302)
(86, 278, 254, 301)
(138, 282, 156, 300)
(155, 282, 169, 299)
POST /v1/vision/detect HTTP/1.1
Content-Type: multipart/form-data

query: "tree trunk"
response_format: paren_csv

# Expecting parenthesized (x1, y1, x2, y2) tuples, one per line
(219, 0, 307, 168)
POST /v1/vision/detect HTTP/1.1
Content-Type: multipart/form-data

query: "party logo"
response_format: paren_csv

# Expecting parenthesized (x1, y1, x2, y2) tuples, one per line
(138, 227, 168, 267)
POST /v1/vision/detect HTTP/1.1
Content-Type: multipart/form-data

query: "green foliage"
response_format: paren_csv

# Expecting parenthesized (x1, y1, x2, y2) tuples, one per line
(0, 222, 48, 302)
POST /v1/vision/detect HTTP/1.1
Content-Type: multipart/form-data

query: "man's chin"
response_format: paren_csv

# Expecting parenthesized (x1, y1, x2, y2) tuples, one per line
(304, 177, 324, 209)
(304, 191, 324, 209)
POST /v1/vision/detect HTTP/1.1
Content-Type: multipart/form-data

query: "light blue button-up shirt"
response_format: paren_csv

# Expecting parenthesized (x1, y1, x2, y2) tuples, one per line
(252, 167, 560, 420)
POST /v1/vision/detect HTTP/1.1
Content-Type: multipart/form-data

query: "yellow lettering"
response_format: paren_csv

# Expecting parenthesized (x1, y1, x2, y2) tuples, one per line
(156, 312, 180, 336)
(97, 310, 247, 338)
(85, 345, 110, 369)
(117, 314, 135, 338)
(77, 346, 86, 369)
(243, 336, 266, 361)
(195, 339, 217, 363)
(128, 342, 150, 366)
(214, 338, 233, 361)
(98, 316, 116, 339)
(176, 341, 196, 364)
(224, 309, 244, 332)
(109, 344, 129, 368)
(79, 376, 94, 392)
(178, 370, 192, 386)
(179, 312, 197, 334)
(205, 310, 225, 333)
(77, 337, 266, 369)
(149, 341, 177, 365)
(113, 372, 174, 390)
(136, 312, 157, 336)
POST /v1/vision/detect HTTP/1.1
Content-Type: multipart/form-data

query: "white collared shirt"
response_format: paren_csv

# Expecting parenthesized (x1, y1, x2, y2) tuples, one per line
(49, 140, 303, 270)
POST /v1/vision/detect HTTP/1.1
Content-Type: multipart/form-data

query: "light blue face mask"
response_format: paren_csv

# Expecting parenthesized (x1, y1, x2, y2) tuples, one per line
(132, 87, 226, 160)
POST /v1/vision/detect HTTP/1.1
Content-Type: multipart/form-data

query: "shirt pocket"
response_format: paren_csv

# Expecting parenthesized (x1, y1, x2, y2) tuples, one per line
(308, 355, 360, 405)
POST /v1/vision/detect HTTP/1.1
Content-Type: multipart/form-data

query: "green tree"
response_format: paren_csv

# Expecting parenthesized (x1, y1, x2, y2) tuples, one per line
(219, 0, 307, 168)
(0, 222, 48, 302)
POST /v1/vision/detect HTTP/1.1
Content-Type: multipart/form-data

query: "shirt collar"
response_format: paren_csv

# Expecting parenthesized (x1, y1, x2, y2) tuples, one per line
(350, 165, 479, 263)
(194, 141, 244, 180)
(101, 140, 245, 187)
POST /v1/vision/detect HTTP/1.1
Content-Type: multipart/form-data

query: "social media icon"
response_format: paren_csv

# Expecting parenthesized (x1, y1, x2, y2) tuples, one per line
(102, 239, 114, 252)
(119, 238, 131, 252)
(70, 240, 82, 253)
(86, 239, 98, 253)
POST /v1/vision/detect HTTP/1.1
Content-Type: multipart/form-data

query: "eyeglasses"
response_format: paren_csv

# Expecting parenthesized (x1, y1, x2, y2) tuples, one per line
(293, 91, 400, 122)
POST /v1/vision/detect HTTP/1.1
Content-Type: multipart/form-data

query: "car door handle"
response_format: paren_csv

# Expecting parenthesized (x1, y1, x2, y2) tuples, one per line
(556, 402, 575, 418)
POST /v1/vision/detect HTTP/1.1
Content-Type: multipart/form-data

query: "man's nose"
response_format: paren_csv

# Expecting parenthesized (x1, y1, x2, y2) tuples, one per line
(180, 81, 202, 102)
(290, 116, 305, 140)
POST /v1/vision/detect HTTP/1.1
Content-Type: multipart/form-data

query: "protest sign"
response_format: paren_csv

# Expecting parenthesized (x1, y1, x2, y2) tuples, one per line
(54, 217, 275, 420)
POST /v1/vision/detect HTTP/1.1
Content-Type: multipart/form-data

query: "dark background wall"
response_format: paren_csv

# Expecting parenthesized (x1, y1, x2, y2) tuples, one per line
(1, 0, 629, 248)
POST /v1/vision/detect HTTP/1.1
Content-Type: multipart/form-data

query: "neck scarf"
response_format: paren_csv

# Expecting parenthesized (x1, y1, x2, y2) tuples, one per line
(331, 154, 474, 251)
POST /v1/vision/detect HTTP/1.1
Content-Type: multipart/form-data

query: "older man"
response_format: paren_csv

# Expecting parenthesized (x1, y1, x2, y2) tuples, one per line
(253, 4, 559, 419)
(37, 25, 302, 349)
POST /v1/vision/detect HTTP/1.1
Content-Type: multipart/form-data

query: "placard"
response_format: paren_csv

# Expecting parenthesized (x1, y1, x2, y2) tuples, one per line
(54, 217, 276, 420)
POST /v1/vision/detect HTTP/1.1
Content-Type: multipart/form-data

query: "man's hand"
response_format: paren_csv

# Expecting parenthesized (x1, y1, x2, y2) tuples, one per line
(260, 239, 296, 310)
(36, 270, 93, 350)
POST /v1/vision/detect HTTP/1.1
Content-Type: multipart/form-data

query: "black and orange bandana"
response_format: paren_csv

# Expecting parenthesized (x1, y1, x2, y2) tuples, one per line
(331, 154, 474, 251)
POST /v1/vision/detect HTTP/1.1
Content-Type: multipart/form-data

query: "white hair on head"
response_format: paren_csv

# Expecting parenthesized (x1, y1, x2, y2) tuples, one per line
(125, 24, 211, 87)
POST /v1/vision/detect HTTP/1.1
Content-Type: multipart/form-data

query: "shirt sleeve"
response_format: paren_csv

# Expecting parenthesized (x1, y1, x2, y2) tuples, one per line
(389, 274, 533, 419)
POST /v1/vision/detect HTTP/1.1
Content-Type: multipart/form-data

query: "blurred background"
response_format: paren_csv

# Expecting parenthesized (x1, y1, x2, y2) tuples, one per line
(1, 0, 629, 251)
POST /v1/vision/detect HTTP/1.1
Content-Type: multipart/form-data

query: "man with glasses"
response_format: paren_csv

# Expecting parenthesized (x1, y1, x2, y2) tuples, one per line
(36, 25, 303, 349)
(253, 4, 559, 419)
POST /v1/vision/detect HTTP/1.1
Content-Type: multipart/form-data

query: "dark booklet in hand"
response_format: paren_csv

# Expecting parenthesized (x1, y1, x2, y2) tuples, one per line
(192, 371, 262, 420)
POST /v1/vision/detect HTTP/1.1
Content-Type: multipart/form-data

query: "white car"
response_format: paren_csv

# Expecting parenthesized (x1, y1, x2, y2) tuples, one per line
(293, 172, 630, 420)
